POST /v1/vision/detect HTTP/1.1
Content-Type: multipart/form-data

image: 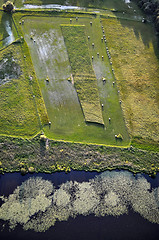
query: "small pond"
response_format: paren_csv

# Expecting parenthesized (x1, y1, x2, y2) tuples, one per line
(0, 170, 159, 240)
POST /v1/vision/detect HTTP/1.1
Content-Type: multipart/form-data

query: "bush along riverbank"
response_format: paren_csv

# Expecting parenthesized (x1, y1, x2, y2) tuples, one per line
(136, 0, 159, 32)
(0, 134, 159, 177)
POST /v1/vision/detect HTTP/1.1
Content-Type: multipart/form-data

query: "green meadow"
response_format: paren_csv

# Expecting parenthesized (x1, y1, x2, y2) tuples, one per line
(0, 12, 48, 137)
(18, 13, 129, 146)
(0, 44, 47, 137)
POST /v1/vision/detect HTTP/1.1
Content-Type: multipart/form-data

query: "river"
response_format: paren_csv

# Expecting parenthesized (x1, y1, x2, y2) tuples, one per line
(0, 170, 159, 240)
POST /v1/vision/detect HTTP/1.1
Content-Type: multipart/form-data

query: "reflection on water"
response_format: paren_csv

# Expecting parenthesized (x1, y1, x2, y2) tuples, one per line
(124, 0, 131, 3)
(0, 171, 159, 233)
(23, 4, 80, 10)
(3, 20, 15, 46)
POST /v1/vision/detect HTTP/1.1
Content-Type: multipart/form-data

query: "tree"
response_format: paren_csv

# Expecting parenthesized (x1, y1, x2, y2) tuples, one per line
(2, 1, 14, 13)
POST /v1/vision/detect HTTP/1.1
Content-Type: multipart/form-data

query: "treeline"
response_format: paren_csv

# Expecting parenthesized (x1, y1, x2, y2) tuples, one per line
(135, 0, 159, 31)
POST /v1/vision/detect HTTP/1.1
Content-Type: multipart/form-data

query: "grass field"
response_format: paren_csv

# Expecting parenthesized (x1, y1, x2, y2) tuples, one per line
(0, 45, 41, 136)
(61, 25, 104, 125)
(0, 12, 49, 137)
(19, 13, 129, 146)
(102, 16, 159, 146)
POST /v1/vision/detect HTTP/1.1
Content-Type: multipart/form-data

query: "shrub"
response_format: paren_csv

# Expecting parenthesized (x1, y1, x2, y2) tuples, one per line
(20, 168, 27, 175)
(40, 134, 47, 142)
(115, 134, 123, 140)
(2, 1, 14, 13)
(28, 167, 35, 173)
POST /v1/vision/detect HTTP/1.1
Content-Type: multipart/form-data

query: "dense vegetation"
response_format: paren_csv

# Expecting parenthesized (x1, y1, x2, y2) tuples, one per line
(0, 134, 159, 176)
(135, 0, 159, 31)
(2, 1, 14, 12)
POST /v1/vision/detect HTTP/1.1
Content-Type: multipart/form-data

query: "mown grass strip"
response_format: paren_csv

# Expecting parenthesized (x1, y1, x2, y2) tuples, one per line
(61, 24, 104, 125)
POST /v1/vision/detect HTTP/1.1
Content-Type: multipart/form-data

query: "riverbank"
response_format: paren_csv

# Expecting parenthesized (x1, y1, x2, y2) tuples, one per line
(0, 135, 159, 177)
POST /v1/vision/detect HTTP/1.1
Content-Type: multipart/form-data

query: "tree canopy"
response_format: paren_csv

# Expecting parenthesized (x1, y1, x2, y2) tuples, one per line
(2, 1, 14, 13)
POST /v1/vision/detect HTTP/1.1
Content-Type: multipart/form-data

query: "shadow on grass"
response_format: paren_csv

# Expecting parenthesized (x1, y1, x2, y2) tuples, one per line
(86, 121, 105, 128)
(115, 16, 159, 59)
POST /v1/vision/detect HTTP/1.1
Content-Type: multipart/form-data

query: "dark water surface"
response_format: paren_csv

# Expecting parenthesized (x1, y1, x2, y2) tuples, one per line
(0, 171, 99, 196)
(0, 170, 159, 240)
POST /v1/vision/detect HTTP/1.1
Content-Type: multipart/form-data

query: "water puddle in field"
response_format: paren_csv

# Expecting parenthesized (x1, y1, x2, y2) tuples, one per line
(21, 2, 144, 21)
(23, 4, 80, 10)
(124, 0, 131, 3)
(3, 20, 15, 47)
(0, 54, 21, 85)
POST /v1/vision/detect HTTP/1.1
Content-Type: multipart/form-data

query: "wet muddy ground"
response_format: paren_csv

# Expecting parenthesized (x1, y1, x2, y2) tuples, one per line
(0, 54, 21, 85)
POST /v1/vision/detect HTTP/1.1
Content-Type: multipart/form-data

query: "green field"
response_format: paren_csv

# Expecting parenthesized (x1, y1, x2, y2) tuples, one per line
(0, 12, 48, 137)
(19, 13, 129, 146)
(0, 45, 42, 136)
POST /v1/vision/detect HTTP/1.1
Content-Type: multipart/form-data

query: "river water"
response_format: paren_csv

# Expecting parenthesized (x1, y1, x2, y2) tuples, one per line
(0, 170, 159, 240)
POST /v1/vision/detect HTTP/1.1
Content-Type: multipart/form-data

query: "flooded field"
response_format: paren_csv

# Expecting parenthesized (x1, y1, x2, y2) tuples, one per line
(22, 15, 129, 145)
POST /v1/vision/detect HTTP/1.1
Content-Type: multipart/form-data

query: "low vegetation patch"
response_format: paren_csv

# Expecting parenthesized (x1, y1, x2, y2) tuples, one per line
(61, 25, 104, 125)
